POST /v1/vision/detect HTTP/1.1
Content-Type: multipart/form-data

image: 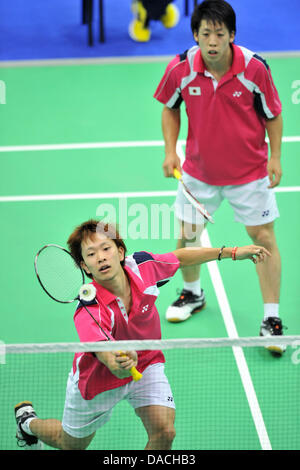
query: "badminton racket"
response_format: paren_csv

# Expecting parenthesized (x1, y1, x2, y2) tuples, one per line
(173, 168, 214, 224)
(34, 244, 142, 381)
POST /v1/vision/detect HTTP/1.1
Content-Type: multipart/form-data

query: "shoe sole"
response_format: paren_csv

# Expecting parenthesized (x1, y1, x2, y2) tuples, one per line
(265, 345, 285, 357)
(15, 400, 42, 448)
(15, 400, 33, 411)
(167, 302, 206, 323)
(259, 333, 286, 357)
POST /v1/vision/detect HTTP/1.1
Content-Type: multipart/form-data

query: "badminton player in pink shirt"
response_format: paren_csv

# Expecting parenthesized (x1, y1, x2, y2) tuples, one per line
(154, 0, 285, 354)
(15, 219, 269, 450)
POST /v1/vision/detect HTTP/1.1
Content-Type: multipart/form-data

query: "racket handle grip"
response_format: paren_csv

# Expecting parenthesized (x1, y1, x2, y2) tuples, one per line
(130, 366, 143, 381)
(173, 168, 182, 180)
(118, 351, 143, 381)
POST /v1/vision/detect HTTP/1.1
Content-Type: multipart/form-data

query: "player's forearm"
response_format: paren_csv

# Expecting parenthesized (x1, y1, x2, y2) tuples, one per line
(173, 245, 271, 266)
(265, 113, 283, 159)
(162, 106, 180, 153)
(173, 247, 232, 266)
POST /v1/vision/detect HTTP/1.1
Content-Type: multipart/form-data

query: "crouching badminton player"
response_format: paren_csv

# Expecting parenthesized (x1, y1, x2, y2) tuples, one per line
(15, 219, 270, 450)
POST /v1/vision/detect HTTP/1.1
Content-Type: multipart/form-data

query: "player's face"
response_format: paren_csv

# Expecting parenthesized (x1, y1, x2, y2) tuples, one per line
(80, 233, 125, 284)
(194, 20, 235, 67)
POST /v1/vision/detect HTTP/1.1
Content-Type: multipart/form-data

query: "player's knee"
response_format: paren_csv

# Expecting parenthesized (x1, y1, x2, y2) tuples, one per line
(248, 226, 275, 250)
(61, 439, 89, 450)
(252, 232, 273, 249)
(163, 424, 176, 445)
(48, 427, 70, 449)
(60, 430, 92, 450)
(153, 424, 176, 446)
(179, 221, 202, 245)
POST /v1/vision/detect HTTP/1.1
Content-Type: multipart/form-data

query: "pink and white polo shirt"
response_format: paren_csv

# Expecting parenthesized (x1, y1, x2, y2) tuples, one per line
(154, 44, 282, 186)
(72, 251, 180, 399)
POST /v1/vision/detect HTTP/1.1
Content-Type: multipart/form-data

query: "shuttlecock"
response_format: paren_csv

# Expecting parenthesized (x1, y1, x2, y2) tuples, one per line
(79, 284, 96, 302)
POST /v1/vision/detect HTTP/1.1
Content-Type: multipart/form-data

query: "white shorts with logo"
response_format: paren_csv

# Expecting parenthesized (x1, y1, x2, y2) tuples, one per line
(62, 363, 175, 438)
(174, 172, 279, 226)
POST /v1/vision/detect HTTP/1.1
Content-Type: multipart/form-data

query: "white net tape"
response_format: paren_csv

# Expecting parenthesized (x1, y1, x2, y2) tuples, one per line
(4, 335, 300, 354)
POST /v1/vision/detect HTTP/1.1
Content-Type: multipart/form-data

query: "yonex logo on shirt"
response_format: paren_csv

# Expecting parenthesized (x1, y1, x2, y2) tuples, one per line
(189, 86, 201, 96)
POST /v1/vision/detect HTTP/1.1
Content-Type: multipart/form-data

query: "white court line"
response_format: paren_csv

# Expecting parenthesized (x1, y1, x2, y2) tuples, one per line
(175, 142, 271, 450)
(1, 50, 299, 68)
(0, 136, 299, 153)
(0, 191, 176, 203)
(1, 138, 298, 201)
(201, 230, 272, 450)
(274, 186, 300, 192)
(0, 140, 166, 153)
(0, 186, 299, 203)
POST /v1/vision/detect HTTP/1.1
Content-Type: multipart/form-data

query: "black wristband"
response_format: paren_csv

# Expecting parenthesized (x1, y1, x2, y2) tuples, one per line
(218, 245, 225, 261)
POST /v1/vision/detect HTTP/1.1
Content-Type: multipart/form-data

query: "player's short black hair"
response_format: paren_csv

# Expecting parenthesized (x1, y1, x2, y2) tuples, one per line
(191, 0, 236, 35)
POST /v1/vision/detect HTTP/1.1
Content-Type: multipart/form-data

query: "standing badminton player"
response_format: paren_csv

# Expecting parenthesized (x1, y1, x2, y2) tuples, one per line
(154, 0, 286, 354)
(15, 219, 270, 450)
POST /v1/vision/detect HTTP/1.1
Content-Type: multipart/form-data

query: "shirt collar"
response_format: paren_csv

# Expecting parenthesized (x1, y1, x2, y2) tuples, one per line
(193, 44, 245, 76)
(92, 279, 116, 305)
(92, 265, 144, 306)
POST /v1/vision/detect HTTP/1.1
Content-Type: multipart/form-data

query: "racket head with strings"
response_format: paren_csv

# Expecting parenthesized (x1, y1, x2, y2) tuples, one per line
(173, 169, 214, 224)
(34, 244, 111, 341)
(34, 244, 85, 303)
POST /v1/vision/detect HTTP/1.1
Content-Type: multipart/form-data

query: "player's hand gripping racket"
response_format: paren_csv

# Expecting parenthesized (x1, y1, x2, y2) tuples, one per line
(34, 244, 142, 381)
(173, 168, 214, 224)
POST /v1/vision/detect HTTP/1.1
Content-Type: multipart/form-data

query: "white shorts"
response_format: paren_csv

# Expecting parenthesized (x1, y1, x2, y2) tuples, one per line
(62, 363, 175, 438)
(174, 172, 279, 226)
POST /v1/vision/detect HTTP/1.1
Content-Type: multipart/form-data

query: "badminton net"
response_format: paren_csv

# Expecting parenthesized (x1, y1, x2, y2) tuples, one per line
(0, 335, 299, 450)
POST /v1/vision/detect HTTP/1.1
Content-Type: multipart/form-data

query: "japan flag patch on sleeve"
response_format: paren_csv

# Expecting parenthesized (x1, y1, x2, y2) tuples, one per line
(189, 86, 201, 95)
